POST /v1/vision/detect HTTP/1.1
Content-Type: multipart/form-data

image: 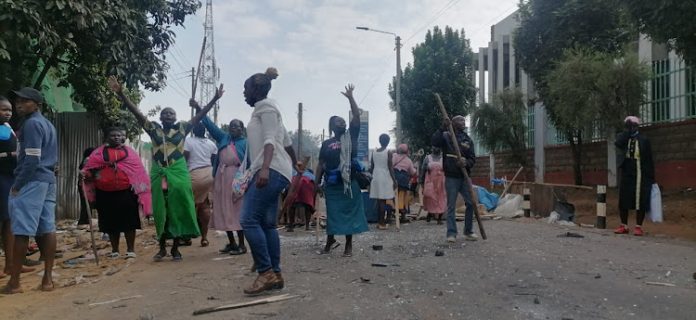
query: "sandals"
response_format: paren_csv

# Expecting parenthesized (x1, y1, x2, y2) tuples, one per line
(229, 246, 247, 256)
(125, 252, 137, 259)
(317, 241, 341, 255)
(107, 252, 120, 259)
(200, 239, 209, 247)
(152, 251, 166, 262)
(171, 250, 183, 261)
(219, 243, 239, 254)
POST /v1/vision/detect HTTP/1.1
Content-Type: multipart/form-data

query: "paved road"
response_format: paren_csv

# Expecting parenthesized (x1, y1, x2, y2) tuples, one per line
(3, 219, 695, 320)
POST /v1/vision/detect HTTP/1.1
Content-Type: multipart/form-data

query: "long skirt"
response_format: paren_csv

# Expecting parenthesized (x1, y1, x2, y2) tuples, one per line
(96, 189, 141, 234)
(324, 180, 368, 236)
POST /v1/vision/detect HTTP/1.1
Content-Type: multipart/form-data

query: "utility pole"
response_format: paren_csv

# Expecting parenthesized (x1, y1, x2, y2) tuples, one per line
(297, 103, 303, 162)
(199, 0, 220, 124)
(395, 36, 402, 144)
(355, 27, 403, 143)
(190, 67, 195, 118)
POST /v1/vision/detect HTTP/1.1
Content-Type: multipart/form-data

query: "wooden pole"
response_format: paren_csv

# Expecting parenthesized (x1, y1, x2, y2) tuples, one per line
(499, 166, 523, 199)
(193, 294, 300, 316)
(434, 93, 487, 240)
(191, 37, 207, 120)
(80, 181, 100, 266)
(297, 103, 303, 161)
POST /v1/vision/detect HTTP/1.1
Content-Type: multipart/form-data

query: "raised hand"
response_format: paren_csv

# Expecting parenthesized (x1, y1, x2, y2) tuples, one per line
(107, 76, 123, 94)
(341, 84, 355, 99)
(189, 98, 201, 111)
(214, 84, 225, 100)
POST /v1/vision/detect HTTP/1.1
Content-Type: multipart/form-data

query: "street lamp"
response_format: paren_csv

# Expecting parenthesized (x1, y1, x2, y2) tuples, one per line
(356, 26, 402, 144)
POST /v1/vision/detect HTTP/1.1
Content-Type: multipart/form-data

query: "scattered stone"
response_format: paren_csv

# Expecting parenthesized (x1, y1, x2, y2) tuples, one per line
(360, 277, 370, 283)
(435, 250, 444, 257)
(594, 274, 602, 279)
(372, 245, 383, 251)
(533, 297, 540, 304)
(207, 296, 218, 300)
(558, 232, 584, 238)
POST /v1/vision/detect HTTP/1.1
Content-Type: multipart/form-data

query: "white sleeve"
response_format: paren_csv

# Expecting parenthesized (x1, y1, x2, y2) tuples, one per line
(184, 139, 193, 152)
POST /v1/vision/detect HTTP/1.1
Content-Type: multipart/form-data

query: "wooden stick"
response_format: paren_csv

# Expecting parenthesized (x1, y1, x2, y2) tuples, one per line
(500, 166, 524, 199)
(434, 93, 487, 240)
(394, 189, 400, 231)
(645, 282, 676, 287)
(193, 294, 300, 316)
(81, 181, 100, 266)
(89, 295, 143, 307)
(510, 181, 593, 190)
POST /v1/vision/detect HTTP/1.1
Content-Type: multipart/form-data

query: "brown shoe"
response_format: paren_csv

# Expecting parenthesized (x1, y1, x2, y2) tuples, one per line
(243, 270, 278, 296)
(273, 272, 284, 289)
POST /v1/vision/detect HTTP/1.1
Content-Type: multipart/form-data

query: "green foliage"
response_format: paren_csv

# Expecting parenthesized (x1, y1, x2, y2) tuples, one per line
(390, 26, 477, 152)
(514, 0, 635, 184)
(472, 89, 528, 166)
(288, 130, 322, 162)
(545, 48, 649, 184)
(0, 0, 200, 137)
(619, 0, 696, 64)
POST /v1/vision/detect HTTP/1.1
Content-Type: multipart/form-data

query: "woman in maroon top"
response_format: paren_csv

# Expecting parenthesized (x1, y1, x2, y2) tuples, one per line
(82, 127, 150, 259)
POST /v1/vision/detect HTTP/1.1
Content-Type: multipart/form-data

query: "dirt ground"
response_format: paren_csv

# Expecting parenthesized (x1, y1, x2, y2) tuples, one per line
(0, 192, 694, 319)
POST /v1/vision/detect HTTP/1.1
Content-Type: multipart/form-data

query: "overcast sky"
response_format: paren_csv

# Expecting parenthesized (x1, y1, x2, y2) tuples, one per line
(140, 0, 519, 148)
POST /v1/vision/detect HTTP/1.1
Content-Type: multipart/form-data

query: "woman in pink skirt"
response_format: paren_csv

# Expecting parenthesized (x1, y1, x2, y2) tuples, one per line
(192, 100, 248, 255)
(419, 147, 446, 224)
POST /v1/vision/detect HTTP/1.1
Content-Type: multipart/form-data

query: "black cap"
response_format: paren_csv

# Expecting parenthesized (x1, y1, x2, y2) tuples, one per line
(12, 87, 45, 104)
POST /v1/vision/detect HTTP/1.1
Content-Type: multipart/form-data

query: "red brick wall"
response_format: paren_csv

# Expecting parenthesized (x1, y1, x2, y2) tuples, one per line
(544, 141, 608, 185)
(470, 120, 696, 191)
(641, 120, 696, 189)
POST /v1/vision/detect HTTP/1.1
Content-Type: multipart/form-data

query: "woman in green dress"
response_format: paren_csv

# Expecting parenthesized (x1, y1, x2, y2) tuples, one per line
(108, 76, 224, 261)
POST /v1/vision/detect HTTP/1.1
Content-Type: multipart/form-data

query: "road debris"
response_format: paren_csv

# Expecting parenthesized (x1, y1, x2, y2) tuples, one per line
(192, 294, 300, 316)
(88, 295, 144, 307)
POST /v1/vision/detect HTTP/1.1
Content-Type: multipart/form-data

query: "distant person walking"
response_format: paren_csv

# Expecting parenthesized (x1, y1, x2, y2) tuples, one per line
(369, 133, 396, 229)
(392, 144, 417, 223)
(419, 147, 446, 224)
(3, 88, 58, 294)
(184, 124, 217, 247)
(82, 127, 151, 259)
(108, 76, 223, 261)
(614, 116, 655, 236)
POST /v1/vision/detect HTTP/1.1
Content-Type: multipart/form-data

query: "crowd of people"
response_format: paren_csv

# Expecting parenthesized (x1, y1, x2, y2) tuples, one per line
(0, 65, 653, 296)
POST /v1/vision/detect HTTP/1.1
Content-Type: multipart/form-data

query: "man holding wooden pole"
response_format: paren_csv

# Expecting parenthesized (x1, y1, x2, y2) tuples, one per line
(431, 98, 483, 242)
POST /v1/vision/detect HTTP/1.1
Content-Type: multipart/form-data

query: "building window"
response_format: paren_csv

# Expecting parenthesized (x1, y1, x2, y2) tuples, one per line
(687, 65, 696, 118)
(651, 59, 671, 122)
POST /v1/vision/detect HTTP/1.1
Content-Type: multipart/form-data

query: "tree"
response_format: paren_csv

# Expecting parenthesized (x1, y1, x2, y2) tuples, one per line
(545, 48, 649, 184)
(0, 0, 200, 137)
(514, 0, 633, 184)
(390, 26, 477, 152)
(619, 0, 696, 65)
(472, 88, 528, 167)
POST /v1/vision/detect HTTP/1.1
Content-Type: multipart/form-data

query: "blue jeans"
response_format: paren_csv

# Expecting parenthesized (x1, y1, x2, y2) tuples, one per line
(240, 169, 289, 274)
(445, 176, 474, 237)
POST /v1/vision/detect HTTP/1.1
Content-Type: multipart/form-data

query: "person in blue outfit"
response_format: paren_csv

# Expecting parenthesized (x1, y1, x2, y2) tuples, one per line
(315, 84, 368, 257)
(3, 88, 58, 294)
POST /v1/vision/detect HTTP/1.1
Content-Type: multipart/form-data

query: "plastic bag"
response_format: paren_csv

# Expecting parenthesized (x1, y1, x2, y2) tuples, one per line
(494, 194, 523, 218)
(475, 185, 500, 211)
(650, 184, 663, 223)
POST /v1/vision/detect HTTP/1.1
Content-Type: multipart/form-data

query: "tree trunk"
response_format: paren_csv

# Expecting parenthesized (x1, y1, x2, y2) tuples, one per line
(568, 129, 584, 185)
(33, 52, 58, 89)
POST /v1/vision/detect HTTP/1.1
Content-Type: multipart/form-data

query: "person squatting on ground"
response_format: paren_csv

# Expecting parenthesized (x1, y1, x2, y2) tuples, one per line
(614, 116, 655, 236)
(191, 100, 249, 255)
(240, 67, 298, 295)
(431, 115, 478, 243)
(420, 147, 446, 224)
(282, 161, 316, 232)
(184, 124, 217, 247)
(81, 127, 152, 259)
(315, 84, 369, 257)
(392, 143, 417, 222)
(370, 133, 396, 230)
(2, 88, 58, 294)
(108, 76, 223, 261)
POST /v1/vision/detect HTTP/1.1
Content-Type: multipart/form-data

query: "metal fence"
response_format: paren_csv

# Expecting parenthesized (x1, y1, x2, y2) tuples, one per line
(640, 59, 696, 125)
(55, 112, 102, 220)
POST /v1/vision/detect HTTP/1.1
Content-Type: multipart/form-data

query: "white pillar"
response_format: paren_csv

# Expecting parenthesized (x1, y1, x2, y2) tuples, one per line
(487, 41, 497, 100)
(497, 40, 505, 92)
(478, 48, 487, 105)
